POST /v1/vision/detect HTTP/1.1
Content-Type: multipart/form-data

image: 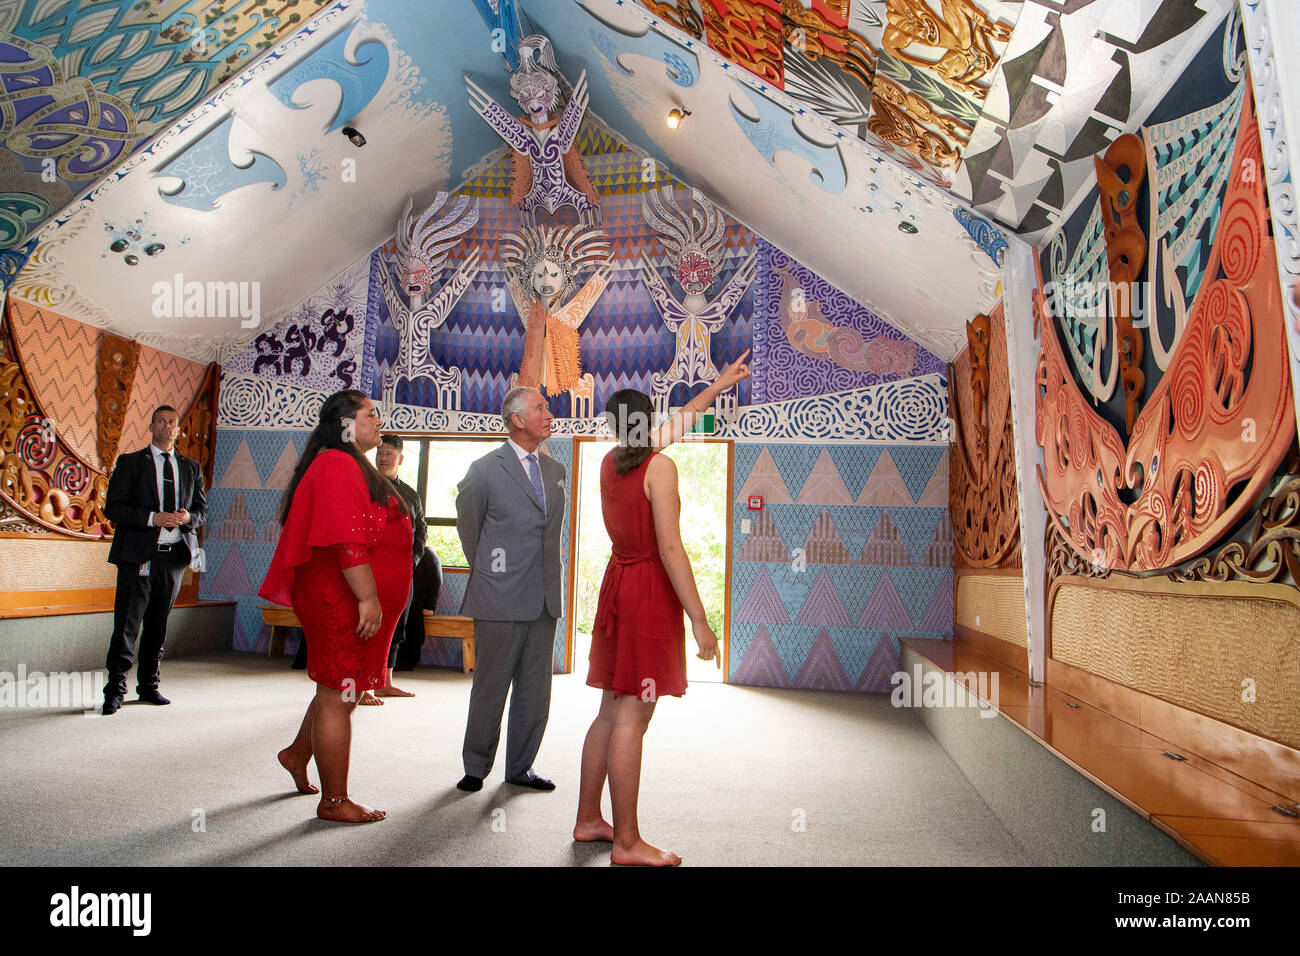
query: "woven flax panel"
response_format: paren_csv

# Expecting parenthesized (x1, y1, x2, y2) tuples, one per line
(1051, 585, 1300, 749)
(0, 539, 116, 591)
(956, 573, 1027, 648)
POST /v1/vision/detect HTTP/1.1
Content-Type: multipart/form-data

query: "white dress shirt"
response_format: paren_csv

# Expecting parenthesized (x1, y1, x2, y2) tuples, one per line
(506, 437, 545, 509)
(148, 444, 183, 545)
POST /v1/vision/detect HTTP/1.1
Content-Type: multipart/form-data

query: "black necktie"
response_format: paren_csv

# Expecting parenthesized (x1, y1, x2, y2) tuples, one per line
(162, 453, 176, 512)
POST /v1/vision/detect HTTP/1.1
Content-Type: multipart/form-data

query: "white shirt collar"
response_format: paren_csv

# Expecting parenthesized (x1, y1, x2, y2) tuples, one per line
(151, 445, 174, 459)
(506, 437, 537, 463)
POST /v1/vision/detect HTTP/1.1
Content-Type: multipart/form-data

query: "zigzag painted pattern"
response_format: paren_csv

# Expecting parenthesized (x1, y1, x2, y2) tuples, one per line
(7, 300, 101, 468)
(118, 344, 207, 455)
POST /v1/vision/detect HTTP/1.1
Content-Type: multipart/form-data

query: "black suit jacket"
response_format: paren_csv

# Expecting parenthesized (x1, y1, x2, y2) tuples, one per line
(393, 477, 427, 563)
(105, 446, 208, 565)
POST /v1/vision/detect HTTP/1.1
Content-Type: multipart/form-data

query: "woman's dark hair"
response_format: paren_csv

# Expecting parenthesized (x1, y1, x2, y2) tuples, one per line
(604, 389, 655, 475)
(277, 390, 406, 525)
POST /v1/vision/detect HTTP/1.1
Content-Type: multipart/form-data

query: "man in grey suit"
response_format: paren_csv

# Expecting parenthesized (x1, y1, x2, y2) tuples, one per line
(455, 386, 566, 792)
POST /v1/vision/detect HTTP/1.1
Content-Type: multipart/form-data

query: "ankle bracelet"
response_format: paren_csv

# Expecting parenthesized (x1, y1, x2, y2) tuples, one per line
(322, 795, 348, 804)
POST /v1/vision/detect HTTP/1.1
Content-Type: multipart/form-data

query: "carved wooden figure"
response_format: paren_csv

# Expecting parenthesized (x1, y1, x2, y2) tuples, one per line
(377, 192, 481, 410)
(501, 223, 612, 398)
(466, 34, 600, 225)
(640, 186, 756, 422)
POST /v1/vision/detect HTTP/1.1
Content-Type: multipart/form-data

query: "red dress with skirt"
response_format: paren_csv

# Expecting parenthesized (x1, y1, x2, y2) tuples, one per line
(587, 449, 687, 698)
(259, 449, 412, 692)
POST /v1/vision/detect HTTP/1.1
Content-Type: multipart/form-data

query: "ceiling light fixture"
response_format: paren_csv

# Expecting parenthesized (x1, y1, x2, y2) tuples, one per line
(342, 126, 366, 147)
(666, 108, 691, 130)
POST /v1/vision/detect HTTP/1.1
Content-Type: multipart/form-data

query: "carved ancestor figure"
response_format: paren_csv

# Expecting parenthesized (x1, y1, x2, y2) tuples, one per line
(466, 34, 600, 224)
(501, 223, 612, 399)
(377, 192, 481, 410)
(640, 186, 756, 421)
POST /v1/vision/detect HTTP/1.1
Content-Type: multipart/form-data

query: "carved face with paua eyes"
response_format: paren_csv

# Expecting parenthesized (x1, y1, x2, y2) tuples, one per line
(677, 250, 714, 296)
(530, 257, 564, 298)
(401, 258, 431, 303)
(511, 72, 559, 120)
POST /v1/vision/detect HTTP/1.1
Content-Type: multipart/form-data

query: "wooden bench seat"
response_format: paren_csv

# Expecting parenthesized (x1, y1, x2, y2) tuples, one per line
(259, 605, 475, 673)
(0, 598, 233, 620)
(901, 635, 1300, 866)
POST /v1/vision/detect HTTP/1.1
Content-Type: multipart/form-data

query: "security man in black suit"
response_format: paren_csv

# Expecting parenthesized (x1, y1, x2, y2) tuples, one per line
(102, 405, 207, 715)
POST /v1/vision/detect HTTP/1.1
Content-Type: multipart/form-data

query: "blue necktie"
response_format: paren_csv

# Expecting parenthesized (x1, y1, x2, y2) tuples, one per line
(526, 454, 546, 510)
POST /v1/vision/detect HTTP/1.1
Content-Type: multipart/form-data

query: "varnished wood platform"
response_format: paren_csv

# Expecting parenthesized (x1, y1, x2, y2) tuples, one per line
(902, 635, 1300, 866)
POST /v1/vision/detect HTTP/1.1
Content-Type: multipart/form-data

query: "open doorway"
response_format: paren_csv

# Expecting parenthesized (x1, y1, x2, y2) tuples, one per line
(568, 438, 732, 685)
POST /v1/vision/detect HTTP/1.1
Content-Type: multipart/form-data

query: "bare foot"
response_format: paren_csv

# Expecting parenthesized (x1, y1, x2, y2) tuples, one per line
(573, 818, 614, 842)
(277, 748, 319, 794)
(358, 691, 384, 706)
(377, 685, 414, 698)
(316, 798, 386, 823)
(611, 839, 681, 866)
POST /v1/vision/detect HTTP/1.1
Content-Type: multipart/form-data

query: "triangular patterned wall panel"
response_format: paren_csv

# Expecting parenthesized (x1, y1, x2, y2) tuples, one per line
(858, 512, 912, 566)
(792, 630, 852, 691)
(736, 509, 788, 562)
(793, 568, 853, 626)
(916, 449, 950, 507)
(856, 450, 914, 506)
(795, 449, 854, 505)
(263, 439, 300, 490)
(734, 447, 794, 504)
(219, 439, 262, 489)
(858, 571, 913, 630)
(856, 633, 901, 692)
(731, 626, 790, 687)
(733, 566, 791, 624)
(802, 509, 853, 564)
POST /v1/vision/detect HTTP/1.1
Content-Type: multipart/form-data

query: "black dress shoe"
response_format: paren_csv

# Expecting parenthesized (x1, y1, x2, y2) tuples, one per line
(505, 772, 556, 791)
(137, 690, 171, 705)
(456, 774, 483, 792)
(102, 696, 122, 716)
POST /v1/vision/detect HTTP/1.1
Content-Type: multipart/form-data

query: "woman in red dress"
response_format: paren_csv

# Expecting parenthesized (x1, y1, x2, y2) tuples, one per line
(574, 351, 751, 865)
(261, 390, 412, 823)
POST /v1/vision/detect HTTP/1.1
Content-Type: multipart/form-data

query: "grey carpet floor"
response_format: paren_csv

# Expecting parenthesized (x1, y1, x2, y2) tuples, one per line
(0, 653, 1030, 866)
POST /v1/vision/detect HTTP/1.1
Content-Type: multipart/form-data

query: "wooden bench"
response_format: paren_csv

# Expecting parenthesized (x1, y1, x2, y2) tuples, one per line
(901, 634, 1300, 866)
(259, 604, 475, 673)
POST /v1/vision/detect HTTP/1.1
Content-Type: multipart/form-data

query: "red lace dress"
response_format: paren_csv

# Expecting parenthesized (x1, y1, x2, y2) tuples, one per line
(587, 450, 687, 698)
(260, 449, 412, 692)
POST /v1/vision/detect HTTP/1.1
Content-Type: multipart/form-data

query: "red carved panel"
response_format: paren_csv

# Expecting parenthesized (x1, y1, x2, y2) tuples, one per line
(702, 0, 785, 87)
(1035, 92, 1296, 573)
(97, 333, 139, 471)
(950, 300, 1020, 568)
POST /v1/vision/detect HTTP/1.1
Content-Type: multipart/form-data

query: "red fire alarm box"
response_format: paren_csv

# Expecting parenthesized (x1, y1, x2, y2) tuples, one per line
(747, 495, 763, 510)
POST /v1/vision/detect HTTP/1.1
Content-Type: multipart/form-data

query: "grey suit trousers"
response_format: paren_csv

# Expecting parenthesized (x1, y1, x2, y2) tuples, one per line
(461, 614, 556, 780)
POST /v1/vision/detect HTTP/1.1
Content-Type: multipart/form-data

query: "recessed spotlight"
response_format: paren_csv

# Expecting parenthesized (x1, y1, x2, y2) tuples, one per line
(342, 126, 366, 147)
(145, 243, 165, 256)
(124, 254, 139, 265)
(110, 238, 128, 252)
(666, 108, 691, 130)
(898, 221, 918, 234)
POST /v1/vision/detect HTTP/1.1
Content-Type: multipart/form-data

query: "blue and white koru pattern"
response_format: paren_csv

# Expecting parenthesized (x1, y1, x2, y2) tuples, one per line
(220, 370, 947, 444)
(267, 19, 390, 134)
(952, 208, 1008, 268)
(716, 375, 948, 443)
(378, 192, 481, 410)
(640, 186, 757, 421)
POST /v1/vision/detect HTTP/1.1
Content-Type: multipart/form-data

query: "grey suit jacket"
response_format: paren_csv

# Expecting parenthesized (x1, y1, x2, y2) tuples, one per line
(456, 443, 566, 621)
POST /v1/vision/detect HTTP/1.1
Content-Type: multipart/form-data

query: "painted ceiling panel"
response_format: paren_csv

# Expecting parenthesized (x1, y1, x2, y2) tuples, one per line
(6, 0, 518, 357)
(2, 0, 1224, 362)
(531, 0, 1001, 358)
(0, 0, 337, 251)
